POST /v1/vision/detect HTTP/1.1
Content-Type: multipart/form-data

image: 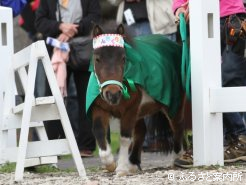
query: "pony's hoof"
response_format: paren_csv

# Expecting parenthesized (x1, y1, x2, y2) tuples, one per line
(116, 164, 138, 176)
(116, 170, 128, 177)
(105, 162, 116, 172)
(129, 165, 138, 173)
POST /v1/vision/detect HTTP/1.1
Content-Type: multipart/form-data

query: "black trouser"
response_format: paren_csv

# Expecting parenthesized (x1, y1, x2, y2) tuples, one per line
(44, 67, 96, 151)
(220, 15, 246, 139)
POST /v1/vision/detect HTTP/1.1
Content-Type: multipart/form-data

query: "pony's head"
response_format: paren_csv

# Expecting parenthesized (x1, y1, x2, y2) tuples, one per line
(92, 24, 126, 105)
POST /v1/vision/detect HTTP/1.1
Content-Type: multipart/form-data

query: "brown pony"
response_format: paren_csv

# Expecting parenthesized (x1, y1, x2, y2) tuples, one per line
(89, 24, 186, 176)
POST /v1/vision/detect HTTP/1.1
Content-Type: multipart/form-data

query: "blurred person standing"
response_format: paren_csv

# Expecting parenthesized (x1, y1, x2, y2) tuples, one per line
(107, 0, 177, 40)
(18, 0, 45, 99)
(35, 0, 101, 157)
(18, 0, 42, 42)
(173, 0, 246, 168)
(0, 0, 27, 17)
(18, 0, 44, 142)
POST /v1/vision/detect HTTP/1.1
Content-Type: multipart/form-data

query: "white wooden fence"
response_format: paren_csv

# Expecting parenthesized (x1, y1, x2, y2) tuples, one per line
(0, 6, 86, 182)
(190, 0, 246, 166)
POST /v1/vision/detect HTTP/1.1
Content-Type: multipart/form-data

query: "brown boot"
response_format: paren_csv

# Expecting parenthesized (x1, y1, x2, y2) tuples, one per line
(224, 135, 246, 163)
(174, 149, 193, 168)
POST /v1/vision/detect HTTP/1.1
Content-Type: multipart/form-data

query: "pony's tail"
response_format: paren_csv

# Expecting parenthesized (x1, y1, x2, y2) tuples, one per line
(144, 112, 181, 154)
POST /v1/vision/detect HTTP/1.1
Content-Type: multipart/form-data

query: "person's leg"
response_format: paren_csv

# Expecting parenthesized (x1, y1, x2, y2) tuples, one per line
(142, 112, 166, 152)
(34, 60, 46, 98)
(43, 77, 65, 140)
(73, 70, 96, 155)
(66, 73, 80, 141)
(221, 25, 246, 162)
(174, 16, 246, 168)
(223, 113, 246, 139)
(221, 41, 246, 139)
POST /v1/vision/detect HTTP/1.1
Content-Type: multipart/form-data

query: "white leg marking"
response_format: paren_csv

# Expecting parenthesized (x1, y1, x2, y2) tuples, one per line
(116, 137, 138, 176)
(99, 143, 114, 165)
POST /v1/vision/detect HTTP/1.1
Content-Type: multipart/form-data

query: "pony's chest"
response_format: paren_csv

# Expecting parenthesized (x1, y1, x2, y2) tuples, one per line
(94, 88, 156, 119)
(139, 89, 155, 107)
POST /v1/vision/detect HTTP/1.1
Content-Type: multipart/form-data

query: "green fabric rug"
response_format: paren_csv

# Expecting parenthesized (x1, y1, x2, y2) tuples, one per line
(86, 34, 182, 118)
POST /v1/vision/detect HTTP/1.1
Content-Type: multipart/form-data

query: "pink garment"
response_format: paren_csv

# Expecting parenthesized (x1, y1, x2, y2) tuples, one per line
(51, 48, 69, 97)
(172, 0, 188, 14)
(220, 0, 245, 17)
(172, 0, 246, 17)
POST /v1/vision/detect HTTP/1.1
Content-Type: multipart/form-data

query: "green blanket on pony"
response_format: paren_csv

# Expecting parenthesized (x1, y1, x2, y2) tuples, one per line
(86, 34, 182, 118)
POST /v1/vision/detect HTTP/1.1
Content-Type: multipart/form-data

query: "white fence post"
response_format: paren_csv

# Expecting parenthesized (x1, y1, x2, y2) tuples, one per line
(0, 6, 16, 158)
(189, 0, 224, 165)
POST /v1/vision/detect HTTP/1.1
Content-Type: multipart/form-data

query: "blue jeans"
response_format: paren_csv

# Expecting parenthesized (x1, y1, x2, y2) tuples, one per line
(164, 33, 177, 42)
(126, 21, 152, 37)
(220, 16, 246, 139)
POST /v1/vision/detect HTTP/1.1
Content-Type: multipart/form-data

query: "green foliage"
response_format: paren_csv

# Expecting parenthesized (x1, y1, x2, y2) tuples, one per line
(0, 163, 16, 173)
(110, 132, 120, 154)
(0, 163, 76, 174)
(33, 165, 75, 173)
(59, 154, 72, 160)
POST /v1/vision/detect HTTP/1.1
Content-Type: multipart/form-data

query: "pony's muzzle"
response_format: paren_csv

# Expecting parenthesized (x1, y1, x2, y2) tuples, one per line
(100, 81, 123, 105)
(105, 89, 122, 105)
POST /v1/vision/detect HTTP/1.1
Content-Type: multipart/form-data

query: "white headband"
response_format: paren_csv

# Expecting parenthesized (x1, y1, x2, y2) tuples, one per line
(93, 34, 124, 49)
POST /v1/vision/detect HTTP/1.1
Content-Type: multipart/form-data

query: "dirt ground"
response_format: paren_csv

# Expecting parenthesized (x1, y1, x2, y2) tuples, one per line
(1, 153, 246, 185)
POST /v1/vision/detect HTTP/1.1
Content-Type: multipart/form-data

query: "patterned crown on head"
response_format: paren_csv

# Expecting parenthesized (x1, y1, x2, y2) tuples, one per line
(93, 34, 124, 49)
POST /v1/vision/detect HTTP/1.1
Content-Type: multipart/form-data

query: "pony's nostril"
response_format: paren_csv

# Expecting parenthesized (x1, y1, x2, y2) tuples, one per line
(105, 91, 111, 100)
(105, 90, 122, 105)
(116, 90, 122, 98)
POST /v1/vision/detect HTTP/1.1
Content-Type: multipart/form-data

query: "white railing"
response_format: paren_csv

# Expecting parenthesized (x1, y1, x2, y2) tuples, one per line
(190, 0, 246, 166)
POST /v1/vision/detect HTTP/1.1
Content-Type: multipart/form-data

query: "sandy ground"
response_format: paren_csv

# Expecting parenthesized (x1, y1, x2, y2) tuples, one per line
(1, 153, 246, 185)
(1, 166, 246, 185)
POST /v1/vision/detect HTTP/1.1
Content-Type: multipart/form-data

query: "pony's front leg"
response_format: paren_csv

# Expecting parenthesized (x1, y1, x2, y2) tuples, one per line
(116, 114, 139, 176)
(92, 106, 116, 172)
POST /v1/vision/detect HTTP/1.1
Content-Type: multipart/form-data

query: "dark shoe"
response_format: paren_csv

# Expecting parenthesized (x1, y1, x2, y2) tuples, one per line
(224, 135, 246, 163)
(80, 150, 94, 158)
(174, 149, 193, 168)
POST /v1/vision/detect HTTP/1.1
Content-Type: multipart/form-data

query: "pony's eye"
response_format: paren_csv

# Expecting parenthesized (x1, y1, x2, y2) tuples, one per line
(122, 56, 126, 63)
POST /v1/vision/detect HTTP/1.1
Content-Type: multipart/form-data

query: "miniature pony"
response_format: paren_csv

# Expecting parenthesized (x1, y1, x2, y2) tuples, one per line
(87, 24, 186, 176)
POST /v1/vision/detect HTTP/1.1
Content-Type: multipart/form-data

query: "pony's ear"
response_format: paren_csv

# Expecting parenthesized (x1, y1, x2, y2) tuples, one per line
(116, 24, 125, 35)
(93, 25, 103, 37)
